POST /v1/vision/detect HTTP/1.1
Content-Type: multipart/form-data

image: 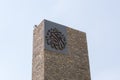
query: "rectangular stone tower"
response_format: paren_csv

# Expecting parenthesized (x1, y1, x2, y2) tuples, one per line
(32, 19, 91, 80)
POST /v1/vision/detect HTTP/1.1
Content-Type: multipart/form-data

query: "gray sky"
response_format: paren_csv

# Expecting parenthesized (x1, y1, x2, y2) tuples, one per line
(0, 0, 120, 80)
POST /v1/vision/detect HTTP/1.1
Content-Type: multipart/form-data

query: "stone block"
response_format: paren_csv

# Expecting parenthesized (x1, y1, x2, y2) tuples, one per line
(32, 19, 91, 80)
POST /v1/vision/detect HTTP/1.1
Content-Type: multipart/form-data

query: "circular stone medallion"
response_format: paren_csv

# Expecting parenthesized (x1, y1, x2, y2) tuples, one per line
(46, 28, 67, 50)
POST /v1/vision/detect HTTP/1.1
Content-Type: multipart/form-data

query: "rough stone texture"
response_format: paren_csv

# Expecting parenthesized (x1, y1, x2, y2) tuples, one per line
(32, 21, 44, 80)
(32, 20, 91, 80)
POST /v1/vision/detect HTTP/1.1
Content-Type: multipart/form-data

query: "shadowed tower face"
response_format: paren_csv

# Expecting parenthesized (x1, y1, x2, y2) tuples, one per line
(32, 19, 91, 80)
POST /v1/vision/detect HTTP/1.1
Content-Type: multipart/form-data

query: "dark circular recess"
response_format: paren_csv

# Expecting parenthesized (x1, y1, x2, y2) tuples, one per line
(46, 28, 67, 50)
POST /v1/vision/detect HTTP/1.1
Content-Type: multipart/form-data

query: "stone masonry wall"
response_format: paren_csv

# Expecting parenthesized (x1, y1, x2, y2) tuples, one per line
(32, 21, 44, 80)
(44, 27, 91, 80)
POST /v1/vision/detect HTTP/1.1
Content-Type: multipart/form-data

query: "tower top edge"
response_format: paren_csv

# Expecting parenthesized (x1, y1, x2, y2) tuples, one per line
(36, 19, 86, 34)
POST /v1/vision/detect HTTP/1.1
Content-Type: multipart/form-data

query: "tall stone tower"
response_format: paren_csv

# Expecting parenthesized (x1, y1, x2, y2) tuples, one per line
(32, 19, 91, 80)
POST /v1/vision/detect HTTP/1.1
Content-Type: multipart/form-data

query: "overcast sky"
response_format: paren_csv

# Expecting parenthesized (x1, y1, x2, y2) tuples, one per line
(0, 0, 120, 80)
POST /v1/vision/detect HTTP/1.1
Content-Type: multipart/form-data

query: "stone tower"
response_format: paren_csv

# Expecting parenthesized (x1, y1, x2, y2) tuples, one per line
(32, 19, 91, 80)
